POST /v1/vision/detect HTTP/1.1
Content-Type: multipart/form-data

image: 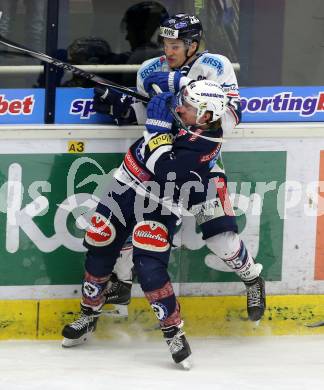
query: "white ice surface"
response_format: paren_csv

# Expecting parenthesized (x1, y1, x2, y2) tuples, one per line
(1, 335, 324, 390)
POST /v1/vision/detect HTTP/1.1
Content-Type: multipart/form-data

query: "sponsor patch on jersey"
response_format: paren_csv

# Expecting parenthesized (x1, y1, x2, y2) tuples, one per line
(85, 212, 116, 246)
(151, 302, 168, 321)
(124, 150, 152, 181)
(132, 221, 170, 252)
(189, 197, 225, 225)
(140, 59, 163, 79)
(201, 56, 224, 76)
(148, 134, 173, 151)
(200, 143, 222, 162)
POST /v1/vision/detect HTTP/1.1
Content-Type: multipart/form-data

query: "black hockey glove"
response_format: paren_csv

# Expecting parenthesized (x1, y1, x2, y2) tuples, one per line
(93, 85, 136, 125)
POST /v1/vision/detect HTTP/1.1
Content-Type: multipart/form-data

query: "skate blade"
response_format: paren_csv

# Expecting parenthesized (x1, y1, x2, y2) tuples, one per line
(305, 320, 324, 328)
(178, 356, 192, 371)
(62, 333, 92, 348)
(101, 304, 128, 318)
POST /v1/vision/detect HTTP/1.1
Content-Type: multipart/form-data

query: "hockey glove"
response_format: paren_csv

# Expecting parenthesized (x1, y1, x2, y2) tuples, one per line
(93, 85, 136, 125)
(143, 71, 183, 95)
(146, 92, 174, 133)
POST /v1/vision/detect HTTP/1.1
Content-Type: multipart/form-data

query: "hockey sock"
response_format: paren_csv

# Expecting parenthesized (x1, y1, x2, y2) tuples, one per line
(144, 281, 181, 327)
(81, 271, 110, 311)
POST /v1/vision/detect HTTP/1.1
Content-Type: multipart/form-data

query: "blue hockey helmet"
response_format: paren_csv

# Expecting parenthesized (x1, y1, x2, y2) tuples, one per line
(159, 14, 203, 45)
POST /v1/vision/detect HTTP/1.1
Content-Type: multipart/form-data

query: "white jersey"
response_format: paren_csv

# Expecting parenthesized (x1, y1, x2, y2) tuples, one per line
(132, 51, 240, 134)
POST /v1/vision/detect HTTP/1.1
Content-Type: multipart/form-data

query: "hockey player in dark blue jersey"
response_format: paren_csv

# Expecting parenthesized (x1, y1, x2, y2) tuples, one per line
(92, 13, 245, 319)
(62, 80, 265, 369)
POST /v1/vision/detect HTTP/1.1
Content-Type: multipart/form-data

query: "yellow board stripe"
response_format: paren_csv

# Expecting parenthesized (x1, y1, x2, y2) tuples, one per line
(1, 296, 324, 340)
(0, 300, 38, 339)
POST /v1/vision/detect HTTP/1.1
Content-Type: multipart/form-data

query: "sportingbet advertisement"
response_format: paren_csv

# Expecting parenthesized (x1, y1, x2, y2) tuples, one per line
(0, 86, 324, 124)
(55, 88, 115, 124)
(240, 86, 324, 122)
(0, 89, 45, 124)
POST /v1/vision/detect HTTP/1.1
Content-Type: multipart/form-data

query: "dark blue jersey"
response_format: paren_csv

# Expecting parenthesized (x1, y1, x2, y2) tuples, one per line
(116, 124, 223, 194)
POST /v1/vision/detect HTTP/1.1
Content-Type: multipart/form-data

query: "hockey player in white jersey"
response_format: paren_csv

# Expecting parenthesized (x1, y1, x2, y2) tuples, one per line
(92, 13, 265, 323)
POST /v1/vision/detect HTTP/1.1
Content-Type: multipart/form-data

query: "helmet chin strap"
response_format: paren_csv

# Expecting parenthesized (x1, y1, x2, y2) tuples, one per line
(195, 112, 208, 126)
(177, 40, 197, 69)
(196, 120, 208, 126)
(171, 107, 224, 143)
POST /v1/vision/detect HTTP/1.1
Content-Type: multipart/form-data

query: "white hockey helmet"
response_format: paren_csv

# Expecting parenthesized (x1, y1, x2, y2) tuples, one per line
(179, 80, 228, 124)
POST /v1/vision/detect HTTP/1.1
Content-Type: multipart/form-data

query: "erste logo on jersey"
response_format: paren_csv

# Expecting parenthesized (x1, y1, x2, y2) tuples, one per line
(132, 221, 170, 252)
(85, 212, 116, 246)
(148, 134, 173, 151)
(201, 56, 224, 76)
(140, 59, 163, 79)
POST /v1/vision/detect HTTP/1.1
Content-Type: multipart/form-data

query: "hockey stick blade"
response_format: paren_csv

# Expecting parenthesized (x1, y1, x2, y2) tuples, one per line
(305, 320, 324, 328)
(0, 34, 149, 103)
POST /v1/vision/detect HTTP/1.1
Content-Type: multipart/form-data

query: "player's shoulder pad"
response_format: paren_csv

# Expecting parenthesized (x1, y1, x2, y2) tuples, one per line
(138, 56, 167, 80)
(147, 133, 173, 152)
(199, 52, 232, 76)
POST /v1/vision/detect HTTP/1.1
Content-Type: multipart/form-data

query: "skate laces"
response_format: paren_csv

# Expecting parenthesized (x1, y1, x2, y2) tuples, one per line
(106, 280, 120, 294)
(167, 330, 186, 354)
(70, 314, 96, 330)
(246, 280, 262, 307)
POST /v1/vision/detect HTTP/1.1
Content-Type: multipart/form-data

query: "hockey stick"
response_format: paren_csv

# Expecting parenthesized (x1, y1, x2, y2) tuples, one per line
(0, 34, 223, 143)
(0, 34, 150, 103)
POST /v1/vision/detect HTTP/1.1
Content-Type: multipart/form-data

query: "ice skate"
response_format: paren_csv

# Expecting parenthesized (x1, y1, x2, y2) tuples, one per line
(161, 322, 192, 370)
(62, 305, 100, 347)
(245, 276, 266, 321)
(102, 273, 132, 317)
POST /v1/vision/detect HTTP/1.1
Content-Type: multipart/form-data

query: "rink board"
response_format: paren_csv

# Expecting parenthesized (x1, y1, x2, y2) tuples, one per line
(2, 125, 324, 299)
(1, 295, 324, 340)
(2, 124, 324, 340)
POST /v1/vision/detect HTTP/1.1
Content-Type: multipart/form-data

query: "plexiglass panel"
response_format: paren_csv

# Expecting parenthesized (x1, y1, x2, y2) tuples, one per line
(0, 0, 48, 87)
